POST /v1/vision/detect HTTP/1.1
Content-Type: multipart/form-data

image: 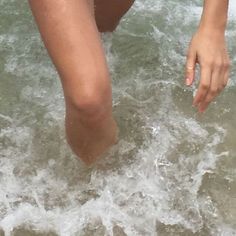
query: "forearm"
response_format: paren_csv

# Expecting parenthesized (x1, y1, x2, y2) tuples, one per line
(199, 0, 229, 32)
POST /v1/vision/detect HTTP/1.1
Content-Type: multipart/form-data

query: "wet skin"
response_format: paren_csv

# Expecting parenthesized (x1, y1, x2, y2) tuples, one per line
(28, 0, 230, 165)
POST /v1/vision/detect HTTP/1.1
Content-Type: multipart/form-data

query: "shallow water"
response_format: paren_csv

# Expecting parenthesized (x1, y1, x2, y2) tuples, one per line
(0, 0, 236, 235)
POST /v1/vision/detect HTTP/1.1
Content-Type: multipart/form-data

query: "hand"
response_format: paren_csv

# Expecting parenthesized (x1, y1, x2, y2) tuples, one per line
(185, 29, 230, 113)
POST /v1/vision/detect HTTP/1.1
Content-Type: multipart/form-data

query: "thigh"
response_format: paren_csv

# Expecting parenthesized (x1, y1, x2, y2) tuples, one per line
(29, 0, 111, 104)
(93, 0, 135, 32)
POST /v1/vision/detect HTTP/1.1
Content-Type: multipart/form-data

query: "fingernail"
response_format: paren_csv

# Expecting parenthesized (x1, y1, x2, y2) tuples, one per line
(185, 78, 191, 86)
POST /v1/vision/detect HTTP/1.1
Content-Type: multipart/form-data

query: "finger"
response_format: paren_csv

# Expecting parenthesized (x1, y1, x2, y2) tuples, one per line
(193, 66, 211, 106)
(198, 66, 221, 112)
(185, 49, 197, 86)
(218, 63, 228, 93)
(223, 70, 229, 89)
(222, 57, 230, 89)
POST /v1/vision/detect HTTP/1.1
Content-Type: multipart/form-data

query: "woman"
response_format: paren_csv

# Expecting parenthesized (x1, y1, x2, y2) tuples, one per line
(28, 0, 230, 165)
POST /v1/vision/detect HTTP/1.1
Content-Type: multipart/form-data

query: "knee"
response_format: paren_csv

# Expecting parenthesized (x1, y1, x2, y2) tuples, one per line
(65, 76, 112, 122)
(96, 22, 119, 33)
(94, 0, 135, 33)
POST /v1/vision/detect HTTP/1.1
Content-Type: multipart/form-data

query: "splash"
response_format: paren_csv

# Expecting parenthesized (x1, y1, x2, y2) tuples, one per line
(0, 0, 236, 235)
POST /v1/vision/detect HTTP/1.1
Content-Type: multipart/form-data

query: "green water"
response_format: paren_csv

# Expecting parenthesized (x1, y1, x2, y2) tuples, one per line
(0, 0, 236, 235)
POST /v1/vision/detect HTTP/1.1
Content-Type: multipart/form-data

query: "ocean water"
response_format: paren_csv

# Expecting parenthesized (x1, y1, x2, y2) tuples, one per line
(0, 0, 236, 235)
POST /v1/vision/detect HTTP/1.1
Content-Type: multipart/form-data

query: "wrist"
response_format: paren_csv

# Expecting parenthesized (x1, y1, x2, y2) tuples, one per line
(198, 23, 226, 35)
(197, 23, 226, 38)
(198, 10, 228, 35)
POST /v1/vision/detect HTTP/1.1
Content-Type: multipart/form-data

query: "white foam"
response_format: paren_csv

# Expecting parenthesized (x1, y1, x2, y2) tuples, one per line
(0, 0, 235, 235)
(229, 1, 236, 17)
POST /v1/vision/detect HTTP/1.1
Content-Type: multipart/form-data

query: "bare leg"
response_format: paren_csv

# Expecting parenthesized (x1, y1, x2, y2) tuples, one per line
(93, 0, 135, 32)
(29, 0, 118, 165)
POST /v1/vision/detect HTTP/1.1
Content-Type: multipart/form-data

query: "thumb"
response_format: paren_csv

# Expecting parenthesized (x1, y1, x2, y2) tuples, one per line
(185, 49, 197, 86)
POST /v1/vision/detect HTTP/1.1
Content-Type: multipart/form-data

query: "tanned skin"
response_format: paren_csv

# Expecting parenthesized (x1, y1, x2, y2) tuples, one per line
(28, 0, 230, 165)
(185, 0, 230, 112)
